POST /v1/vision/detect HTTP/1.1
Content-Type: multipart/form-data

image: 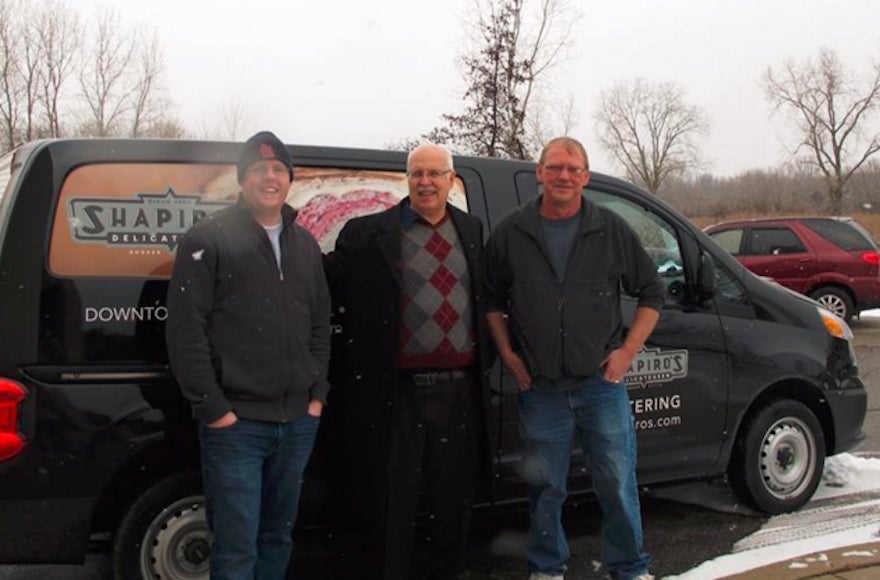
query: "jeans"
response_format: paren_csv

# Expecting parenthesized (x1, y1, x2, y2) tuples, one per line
(199, 414, 320, 580)
(518, 374, 650, 580)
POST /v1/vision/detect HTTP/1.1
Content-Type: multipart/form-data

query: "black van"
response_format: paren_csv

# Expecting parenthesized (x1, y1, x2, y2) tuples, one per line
(0, 139, 867, 580)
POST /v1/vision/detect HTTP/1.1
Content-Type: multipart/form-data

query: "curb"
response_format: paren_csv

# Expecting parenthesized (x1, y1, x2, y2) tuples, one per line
(718, 541, 880, 579)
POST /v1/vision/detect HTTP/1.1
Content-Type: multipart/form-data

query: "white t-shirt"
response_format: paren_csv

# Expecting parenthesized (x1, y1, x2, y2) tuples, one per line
(263, 223, 283, 268)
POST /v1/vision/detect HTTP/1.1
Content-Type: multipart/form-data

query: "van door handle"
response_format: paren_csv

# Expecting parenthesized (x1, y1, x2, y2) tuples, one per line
(22, 365, 172, 383)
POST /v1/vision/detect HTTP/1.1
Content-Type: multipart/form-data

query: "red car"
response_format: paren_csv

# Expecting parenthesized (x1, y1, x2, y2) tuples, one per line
(705, 216, 880, 321)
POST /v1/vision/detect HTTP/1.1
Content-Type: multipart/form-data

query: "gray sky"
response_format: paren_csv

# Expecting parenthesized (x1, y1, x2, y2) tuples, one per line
(69, 0, 880, 177)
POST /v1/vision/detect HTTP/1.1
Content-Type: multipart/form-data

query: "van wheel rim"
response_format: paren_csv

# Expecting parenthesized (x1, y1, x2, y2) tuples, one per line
(816, 294, 847, 319)
(760, 418, 816, 499)
(140, 495, 210, 580)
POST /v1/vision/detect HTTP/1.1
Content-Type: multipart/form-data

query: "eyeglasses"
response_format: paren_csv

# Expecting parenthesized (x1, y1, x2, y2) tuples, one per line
(542, 165, 587, 176)
(407, 169, 451, 181)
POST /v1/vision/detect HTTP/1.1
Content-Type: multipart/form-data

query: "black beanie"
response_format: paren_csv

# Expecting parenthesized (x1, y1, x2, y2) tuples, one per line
(237, 131, 294, 183)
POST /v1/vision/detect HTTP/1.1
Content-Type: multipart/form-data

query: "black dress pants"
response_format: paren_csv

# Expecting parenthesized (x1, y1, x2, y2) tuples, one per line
(383, 372, 478, 580)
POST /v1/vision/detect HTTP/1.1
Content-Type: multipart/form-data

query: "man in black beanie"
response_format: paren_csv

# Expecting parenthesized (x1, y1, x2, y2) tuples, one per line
(167, 131, 331, 580)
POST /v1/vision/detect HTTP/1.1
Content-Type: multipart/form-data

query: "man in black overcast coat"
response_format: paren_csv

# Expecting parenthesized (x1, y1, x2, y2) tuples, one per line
(324, 143, 491, 580)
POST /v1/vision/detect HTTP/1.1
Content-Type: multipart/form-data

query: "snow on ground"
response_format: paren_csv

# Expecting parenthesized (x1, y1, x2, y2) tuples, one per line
(665, 453, 880, 579)
(815, 453, 880, 499)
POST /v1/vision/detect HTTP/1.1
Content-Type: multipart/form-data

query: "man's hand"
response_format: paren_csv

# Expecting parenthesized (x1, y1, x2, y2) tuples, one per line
(207, 411, 238, 429)
(501, 350, 533, 392)
(487, 311, 533, 392)
(602, 306, 660, 384)
(307, 399, 324, 417)
(601, 346, 637, 384)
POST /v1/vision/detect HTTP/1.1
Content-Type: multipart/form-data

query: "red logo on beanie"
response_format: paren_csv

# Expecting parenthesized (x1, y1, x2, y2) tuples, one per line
(259, 143, 275, 160)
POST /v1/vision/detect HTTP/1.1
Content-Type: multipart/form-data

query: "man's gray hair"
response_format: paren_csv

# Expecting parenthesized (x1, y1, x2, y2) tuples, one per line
(407, 142, 454, 172)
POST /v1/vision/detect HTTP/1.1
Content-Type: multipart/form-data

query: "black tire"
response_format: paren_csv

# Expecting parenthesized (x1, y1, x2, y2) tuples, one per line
(729, 399, 825, 514)
(113, 471, 210, 580)
(809, 286, 855, 322)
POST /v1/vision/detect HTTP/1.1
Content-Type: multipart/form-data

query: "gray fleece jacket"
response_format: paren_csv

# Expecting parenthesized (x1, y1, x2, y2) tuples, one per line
(484, 195, 665, 383)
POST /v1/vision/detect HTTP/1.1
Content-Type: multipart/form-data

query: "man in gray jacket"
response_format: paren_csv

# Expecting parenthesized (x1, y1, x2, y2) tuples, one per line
(166, 131, 331, 580)
(484, 137, 664, 580)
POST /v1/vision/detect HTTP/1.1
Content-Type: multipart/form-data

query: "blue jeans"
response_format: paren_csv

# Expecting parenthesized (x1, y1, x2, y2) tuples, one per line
(199, 415, 320, 580)
(518, 374, 650, 580)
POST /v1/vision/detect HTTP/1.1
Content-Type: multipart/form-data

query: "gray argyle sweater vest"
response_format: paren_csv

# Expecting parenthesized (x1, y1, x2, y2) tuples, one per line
(398, 215, 475, 369)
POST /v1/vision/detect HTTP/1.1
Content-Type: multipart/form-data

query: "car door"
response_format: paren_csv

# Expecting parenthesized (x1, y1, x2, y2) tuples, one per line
(741, 226, 815, 293)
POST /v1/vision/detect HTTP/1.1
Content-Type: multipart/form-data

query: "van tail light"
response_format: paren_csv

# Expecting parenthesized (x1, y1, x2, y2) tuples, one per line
(860, 251, 880, 266)
(0, 378, 27, 461)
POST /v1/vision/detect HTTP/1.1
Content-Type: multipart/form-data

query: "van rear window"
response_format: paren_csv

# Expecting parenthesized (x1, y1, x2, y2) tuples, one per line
(49, 163, 467, 278)
(0, 151, 15, 230)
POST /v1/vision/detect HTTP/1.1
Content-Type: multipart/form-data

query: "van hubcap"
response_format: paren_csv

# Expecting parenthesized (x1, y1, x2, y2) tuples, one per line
(760, 418, 816, 499)
(141, 496, 209, 580)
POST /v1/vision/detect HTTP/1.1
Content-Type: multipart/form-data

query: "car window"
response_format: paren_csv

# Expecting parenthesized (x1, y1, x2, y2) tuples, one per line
(586, 189, 684, 302)
(709, 229, 743, 255)
(801, 218, 876, 251)
(748, 227, 805, 256)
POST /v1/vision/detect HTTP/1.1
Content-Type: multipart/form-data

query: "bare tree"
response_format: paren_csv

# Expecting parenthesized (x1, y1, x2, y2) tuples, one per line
(528, 92, 579, 151)
(78, 8, 136, 137)
(0, 0, 22, 150)
(0, 0, 46, 149)
(190, 98, 253, 141)
(429, 0, 577, 159)
(36, 0, 79, 138)
(765, 48, 880, 214)
(595, 79, 709, 194)
(219, 98, 252, 141)
(129, 29, 164, 138)
(0, 0, 178, 148)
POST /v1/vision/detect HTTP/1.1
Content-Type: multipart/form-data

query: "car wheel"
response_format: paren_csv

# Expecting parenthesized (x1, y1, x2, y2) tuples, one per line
(809, 286, 854, 321)
(113, 472, 210, 580)
(729, 399, 825, 514)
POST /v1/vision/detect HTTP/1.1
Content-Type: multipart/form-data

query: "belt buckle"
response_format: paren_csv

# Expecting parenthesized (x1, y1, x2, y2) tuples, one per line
(413, 373, 435, 386)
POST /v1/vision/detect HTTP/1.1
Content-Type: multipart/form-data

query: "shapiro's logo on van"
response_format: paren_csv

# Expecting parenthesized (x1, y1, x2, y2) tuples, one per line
(624, 346, 689, 388)
(67, 187, 229, 250)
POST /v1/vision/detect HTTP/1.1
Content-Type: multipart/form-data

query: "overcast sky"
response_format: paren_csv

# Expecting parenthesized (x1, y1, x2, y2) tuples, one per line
(67, 0, 880, 177)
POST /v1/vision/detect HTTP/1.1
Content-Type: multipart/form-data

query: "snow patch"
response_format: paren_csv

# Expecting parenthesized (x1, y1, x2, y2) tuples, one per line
(666, 453, 880, 579)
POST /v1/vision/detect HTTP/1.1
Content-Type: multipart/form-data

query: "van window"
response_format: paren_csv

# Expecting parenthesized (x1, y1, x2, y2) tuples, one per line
(0, 151, 15, 232)
(711, 254, 749, 305)
(49, 164, 467, 278)
(0, 151, 13, 205)
(586, 189, 684, 300)
(514, 171, 538, 204)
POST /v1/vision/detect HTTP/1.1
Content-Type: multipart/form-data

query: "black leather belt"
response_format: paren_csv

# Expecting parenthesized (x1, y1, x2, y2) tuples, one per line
(400, 369, 469, 386)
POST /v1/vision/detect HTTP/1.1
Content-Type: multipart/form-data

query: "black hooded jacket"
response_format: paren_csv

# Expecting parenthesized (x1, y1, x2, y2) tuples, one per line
(166, 201, 331, 425)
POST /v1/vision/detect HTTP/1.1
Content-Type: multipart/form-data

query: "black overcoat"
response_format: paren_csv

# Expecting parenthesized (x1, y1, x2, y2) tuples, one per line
(322, 200, 492, 527)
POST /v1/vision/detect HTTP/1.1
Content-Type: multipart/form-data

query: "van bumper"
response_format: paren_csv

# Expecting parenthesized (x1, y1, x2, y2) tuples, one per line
(826, 377, 868, 455)
(0, 498, 92, 563)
